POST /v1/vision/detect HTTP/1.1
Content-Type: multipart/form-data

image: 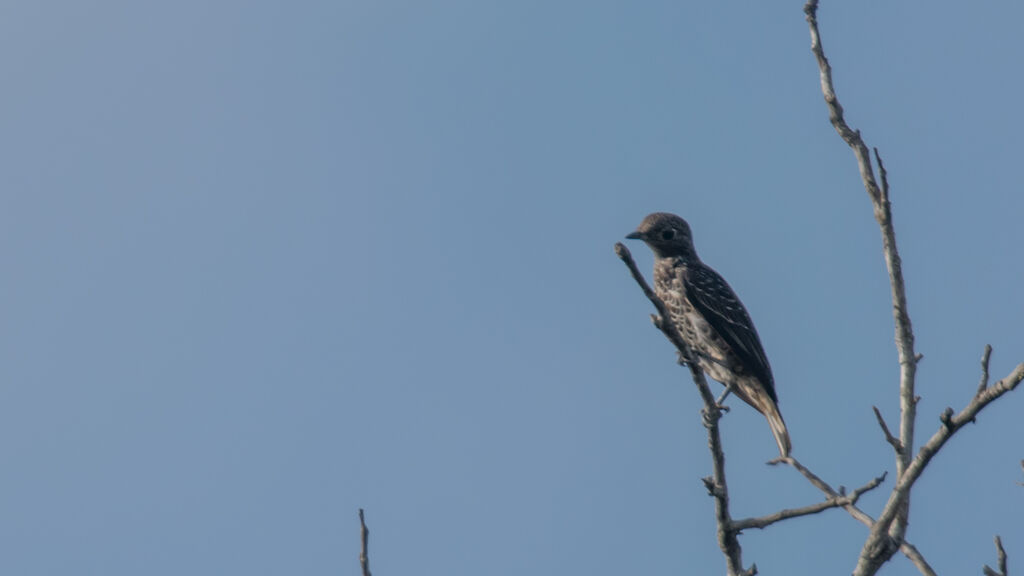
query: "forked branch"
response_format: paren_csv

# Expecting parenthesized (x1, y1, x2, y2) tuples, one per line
(731, 472, 885, 531)
(982, 536, 1008, 576)
(871, 359, 1024, 538)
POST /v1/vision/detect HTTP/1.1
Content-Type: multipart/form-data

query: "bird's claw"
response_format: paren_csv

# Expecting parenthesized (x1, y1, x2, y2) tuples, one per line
(715, 388, 732, 412)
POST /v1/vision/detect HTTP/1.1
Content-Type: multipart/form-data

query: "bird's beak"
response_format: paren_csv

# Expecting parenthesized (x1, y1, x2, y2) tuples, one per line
(625, 231, 644, 240)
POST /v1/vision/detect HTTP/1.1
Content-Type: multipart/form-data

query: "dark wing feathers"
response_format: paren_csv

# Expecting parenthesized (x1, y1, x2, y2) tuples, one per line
(683, 262, 778, 403)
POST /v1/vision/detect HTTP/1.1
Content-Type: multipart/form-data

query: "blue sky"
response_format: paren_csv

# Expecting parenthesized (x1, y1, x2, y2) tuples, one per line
(2, 1, 1022, 574)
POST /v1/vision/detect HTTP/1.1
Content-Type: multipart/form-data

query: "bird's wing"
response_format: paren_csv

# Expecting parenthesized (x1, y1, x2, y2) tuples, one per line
(683, 262, 778, 403)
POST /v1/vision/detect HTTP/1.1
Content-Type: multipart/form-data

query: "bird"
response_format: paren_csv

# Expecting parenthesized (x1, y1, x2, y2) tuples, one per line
(626, 212, 791, 457)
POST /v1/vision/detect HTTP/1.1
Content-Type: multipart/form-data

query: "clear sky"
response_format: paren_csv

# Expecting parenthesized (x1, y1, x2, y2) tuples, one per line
(2, 1, 1022, 575)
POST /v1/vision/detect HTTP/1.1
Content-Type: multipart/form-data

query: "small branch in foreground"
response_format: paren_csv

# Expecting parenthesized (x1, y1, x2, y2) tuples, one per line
(731, 472, 886, 531)
(359, 508, 372, 576)
(982, 535, 1008, 576)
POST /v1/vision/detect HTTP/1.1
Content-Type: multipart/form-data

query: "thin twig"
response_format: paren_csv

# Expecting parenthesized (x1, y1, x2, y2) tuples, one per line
(732, 472, 886, 531)
(872, 406, 903, 454)
(771, 456, 937, 576)
(359, 508, 372, 576)
(982, 535, 1008, 576)
(617, 242, 751, 576)
(871, 363, 1024, 534)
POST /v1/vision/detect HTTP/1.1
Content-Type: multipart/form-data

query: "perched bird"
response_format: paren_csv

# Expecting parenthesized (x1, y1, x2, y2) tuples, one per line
(627, 212, 791, 457)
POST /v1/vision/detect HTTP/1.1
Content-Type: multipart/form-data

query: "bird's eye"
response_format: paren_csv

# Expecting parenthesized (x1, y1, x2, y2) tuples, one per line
(660, 229, 676, 241)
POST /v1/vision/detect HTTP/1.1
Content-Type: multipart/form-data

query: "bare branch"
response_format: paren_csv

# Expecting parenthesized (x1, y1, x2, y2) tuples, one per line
(617, 242, 751, 576)
(983, 535, 1008, 576)
(773, 457, 937, 576)
(803, 2, 919, 570)
(359, 508, 372, 576)
(785, 360, 1023, 575)
(872, 406, 903, 454)
(901, 543, 937, 576)
(732, 472, 886, 531)
(871, 363, 1024, 528)
(804, 3, 1022, 575)
(978, 344, 994, 396)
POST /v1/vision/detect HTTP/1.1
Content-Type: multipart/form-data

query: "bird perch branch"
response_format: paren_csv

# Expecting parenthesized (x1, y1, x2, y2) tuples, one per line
(806, 3, 1024, 567)
(616, 242, 751, 576)
(618, 242, 894, 575)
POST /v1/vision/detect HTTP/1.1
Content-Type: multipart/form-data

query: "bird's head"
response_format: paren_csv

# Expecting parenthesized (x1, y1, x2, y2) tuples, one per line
(626, 212, 697, 259)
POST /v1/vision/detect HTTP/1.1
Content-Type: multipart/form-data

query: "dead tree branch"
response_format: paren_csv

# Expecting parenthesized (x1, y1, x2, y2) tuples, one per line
(771, 457, 937, 576)
(616, 242, 751, 576)
(805, 2, 1024, 573)
(731, 472, 885, 531)
(983, 536, 1008, 576)
(870, 360, 1024, 534)
(803, 3, 919, 562)
(359, 508, 372, 576)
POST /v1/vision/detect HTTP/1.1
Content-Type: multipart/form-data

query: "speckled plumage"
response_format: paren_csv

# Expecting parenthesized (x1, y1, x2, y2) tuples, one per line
(628, 212, 791, 456)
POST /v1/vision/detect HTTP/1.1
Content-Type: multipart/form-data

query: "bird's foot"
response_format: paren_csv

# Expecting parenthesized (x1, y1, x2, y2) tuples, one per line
(715, 388, 732, 412)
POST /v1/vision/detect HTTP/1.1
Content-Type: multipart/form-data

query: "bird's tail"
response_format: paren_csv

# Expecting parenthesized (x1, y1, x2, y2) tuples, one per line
(762, 401, 791, 458)
(730, 380, 793, 457)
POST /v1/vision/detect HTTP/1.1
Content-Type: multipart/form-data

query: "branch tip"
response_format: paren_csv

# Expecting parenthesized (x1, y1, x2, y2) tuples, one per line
(982, 534, 1007, 576)
(977, 345, 994, 395)
(872, 406, 903, 454)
